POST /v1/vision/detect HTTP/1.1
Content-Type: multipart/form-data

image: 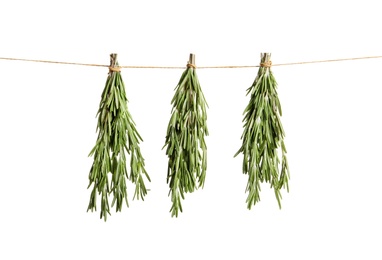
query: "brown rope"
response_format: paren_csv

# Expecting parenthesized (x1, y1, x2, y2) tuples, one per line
(109, 66, 121, 72)
(120, 65, 186, 69)
(271, 56, 382, 67)
(187, 63, 196, 69)
(260, 61, 272, 68)
(1, 55, 382, 69)
(0, 57, 108, 68)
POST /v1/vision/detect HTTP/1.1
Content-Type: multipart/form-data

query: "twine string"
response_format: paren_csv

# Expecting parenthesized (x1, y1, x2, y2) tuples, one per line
(0, 57, 108, 68)
(1, 55, 382, 69)
(187, 63, 196, 69)
(260, 61, 272, 68)
(109, 66, 121, 72)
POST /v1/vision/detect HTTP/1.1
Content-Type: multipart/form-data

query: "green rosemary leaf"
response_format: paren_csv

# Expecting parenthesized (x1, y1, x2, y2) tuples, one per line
(235, 53, 290, 210)
(87, 53, 150, 221)
(163, 55, 208, 217)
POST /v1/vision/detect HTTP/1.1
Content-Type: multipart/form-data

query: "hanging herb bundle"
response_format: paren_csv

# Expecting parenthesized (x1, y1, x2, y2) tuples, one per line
(235, 53, 290, 209)
(163, 54, 208, 217)
(87, 53, 150, 221)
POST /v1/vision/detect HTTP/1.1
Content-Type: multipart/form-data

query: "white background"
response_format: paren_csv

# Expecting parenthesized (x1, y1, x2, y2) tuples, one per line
(0, 0, 381, 259)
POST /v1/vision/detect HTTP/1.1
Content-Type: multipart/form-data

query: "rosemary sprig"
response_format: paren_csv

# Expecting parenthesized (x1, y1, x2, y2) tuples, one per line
(235, 53, 290, 209)
(163, 54, 208, 217)
(87, 53, 150, 221)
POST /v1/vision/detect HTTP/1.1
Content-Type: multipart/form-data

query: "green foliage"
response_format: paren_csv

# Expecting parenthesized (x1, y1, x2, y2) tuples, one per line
(235, 53, 290, 209)
(87, 54, 150, 221)
(163, 63, 208, 217)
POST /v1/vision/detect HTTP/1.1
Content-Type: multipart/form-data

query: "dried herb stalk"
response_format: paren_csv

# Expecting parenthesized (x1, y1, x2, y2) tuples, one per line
(163, 54, 208, 217)
(87, 53, 150, 221)
(235, 53, 290, 209)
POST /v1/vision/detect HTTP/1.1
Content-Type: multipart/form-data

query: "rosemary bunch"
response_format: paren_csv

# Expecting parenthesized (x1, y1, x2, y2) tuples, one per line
(235, 53, 289, 209)
(163, 54, 208, 217)
(87, 53, 150, 221)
